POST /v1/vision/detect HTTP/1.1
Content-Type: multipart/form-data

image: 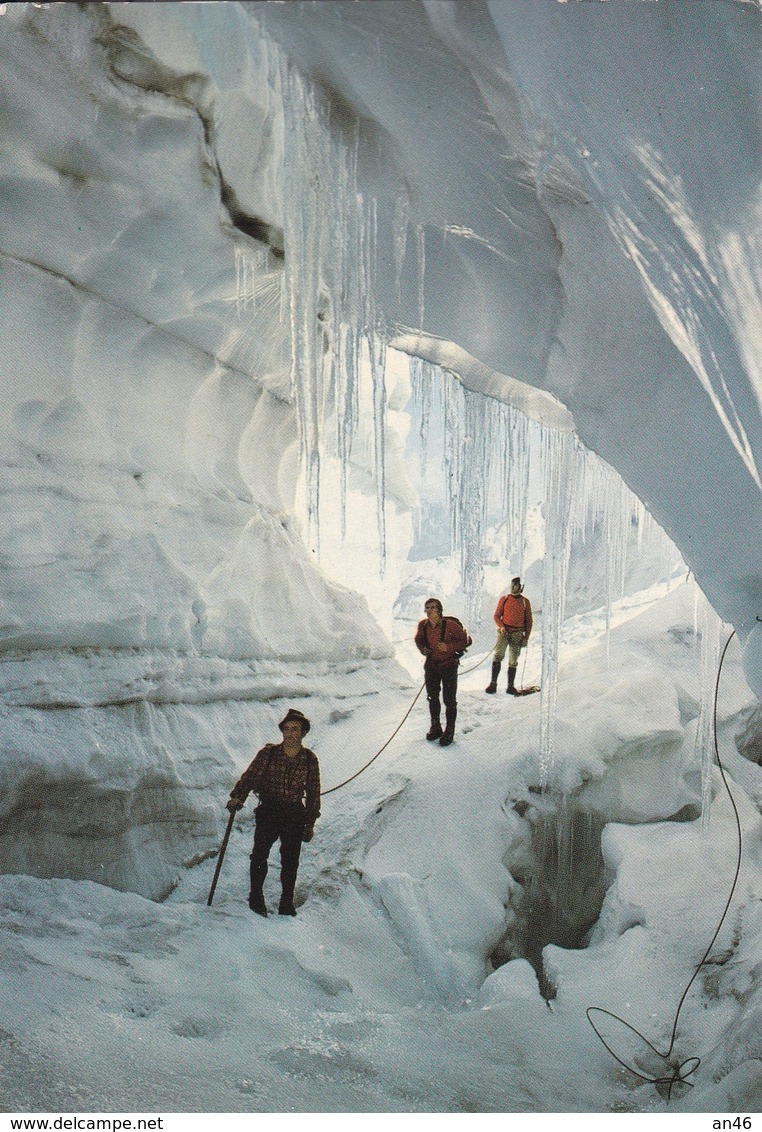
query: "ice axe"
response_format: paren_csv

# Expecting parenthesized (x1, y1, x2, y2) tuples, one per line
(207, 806, 236, 906)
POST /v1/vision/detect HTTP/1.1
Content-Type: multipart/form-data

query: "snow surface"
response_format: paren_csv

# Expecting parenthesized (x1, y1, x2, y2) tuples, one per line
(1, 583, 760, 1114)
(0, 0, 760, 1116)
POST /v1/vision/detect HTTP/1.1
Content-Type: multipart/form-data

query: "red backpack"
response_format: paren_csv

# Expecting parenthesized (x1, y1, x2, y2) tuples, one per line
(442, 616, 472, 656)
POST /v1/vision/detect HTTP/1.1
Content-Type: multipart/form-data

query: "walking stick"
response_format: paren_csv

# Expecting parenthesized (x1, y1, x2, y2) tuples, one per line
(207, 807, 236, 907)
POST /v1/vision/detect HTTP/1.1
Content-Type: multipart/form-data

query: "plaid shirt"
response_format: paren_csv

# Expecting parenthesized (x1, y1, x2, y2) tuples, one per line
(230, 743, 321, 826)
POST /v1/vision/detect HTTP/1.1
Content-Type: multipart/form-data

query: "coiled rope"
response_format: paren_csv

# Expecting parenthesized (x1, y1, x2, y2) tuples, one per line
(586, 628, 744, 1100)
(321, 646, 494, 796)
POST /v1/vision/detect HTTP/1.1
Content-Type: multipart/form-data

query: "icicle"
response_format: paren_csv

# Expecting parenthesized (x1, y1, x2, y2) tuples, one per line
(694, 590, 722, 831)
(505, 407, 531, 573)
(363, 197, 388, 574)
(369, 331, 388, 573)
(393, 192, 410, 303)
(634, 496, 645, 553)
(409, 356, 433, 482)
(335, 322, 361, 540)
(325, 120, 362, 543)
(440, 367, 462, 561)
(415, 223, 426, 332)
(540, 429, 581, 786)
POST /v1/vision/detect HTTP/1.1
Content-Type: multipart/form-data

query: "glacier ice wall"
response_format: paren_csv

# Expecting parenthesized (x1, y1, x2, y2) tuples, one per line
(0, 2, 406, 895)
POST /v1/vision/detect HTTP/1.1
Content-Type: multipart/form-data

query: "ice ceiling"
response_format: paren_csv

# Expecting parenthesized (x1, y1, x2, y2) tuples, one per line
(0, 0, 760, 689)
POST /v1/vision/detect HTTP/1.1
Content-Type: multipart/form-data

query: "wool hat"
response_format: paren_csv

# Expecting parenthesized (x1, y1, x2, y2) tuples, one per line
(511, 577, 522, 586)
(278, 708, 311, 735)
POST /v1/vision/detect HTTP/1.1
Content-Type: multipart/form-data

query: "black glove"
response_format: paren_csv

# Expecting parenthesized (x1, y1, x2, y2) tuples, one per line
(302, 825, 314, 843)
(226, 797, 244, 813)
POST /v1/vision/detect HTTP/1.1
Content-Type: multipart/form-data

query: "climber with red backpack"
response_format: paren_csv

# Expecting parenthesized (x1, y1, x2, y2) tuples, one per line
(486, 576, 533, 695)
(414, 598, 471, 747)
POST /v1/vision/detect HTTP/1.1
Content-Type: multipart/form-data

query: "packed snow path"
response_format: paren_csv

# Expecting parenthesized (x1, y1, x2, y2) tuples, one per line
(1, 587, 760, 1113)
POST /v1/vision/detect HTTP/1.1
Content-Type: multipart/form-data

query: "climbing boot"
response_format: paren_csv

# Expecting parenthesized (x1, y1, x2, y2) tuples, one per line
(506, 666, 519, 695)
(278, 898, 297, 917)
(426, 721, 443, 741)
(485, 661, 501, 694)
(440, 708, 456, 746)
(249, 890, 268, 917)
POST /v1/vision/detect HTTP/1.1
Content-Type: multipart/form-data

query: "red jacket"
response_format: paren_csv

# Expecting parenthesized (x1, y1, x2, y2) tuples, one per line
(415, 616, 470, 671)
(494, 593, 532, 637)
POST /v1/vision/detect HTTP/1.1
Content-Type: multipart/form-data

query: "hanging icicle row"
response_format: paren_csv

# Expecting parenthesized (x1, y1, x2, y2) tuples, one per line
(271, 34, 689, 773)
(279, 64, 326, 555)
(276, 54, 394, 568)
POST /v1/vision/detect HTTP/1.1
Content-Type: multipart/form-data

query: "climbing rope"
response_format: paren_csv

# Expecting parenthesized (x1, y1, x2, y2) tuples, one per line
(321, 646, 495, 796)
(520, 640, 529, 688)
(206, 645, 495, 903)
(587, 628, 744, 1100)
(460, 646, 496, 679)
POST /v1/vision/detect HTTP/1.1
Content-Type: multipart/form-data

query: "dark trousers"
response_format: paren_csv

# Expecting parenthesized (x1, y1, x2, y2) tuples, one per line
(425, 664, 458, 727)
(250, 805, 306, 904)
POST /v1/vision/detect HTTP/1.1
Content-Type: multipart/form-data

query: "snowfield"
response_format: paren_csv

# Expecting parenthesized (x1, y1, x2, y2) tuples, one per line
(1, 583, 760, 1113)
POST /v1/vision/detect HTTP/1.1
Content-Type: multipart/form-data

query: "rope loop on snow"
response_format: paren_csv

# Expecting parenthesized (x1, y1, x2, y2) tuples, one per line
(585, 1007, 700, 1100)
(586, 629, 744, 1100)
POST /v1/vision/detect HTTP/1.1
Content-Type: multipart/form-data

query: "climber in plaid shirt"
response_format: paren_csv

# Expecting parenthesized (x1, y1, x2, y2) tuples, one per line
(227, 708, 320, 918)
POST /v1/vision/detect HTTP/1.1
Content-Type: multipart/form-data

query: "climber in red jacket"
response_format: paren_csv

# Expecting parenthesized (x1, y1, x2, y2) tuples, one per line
(414, 598, 471, 747)
(486, 577, 533, 695)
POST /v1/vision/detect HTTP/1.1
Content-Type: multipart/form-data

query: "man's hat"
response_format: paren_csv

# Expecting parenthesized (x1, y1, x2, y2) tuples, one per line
(511, 576, 523, 591)
(279, 708, 310, 734)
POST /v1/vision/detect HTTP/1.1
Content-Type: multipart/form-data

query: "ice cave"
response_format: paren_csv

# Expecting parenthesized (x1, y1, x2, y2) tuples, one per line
(0, 0, 760, 1116)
